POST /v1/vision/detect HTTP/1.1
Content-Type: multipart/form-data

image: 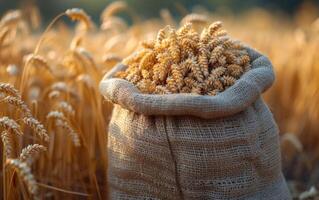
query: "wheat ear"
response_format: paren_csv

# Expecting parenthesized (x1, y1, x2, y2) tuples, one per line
(23, 117, 49, 142)
(47, 111, 80, 147)
(0, 83, 21, 98)
(19, 144, 47, 164)
(0, 117, 23, 136)
(2, 96, 32, 117)
(65, 8, 93, 30)
(1, 131, 14, 158)
(6, 159, 39, 199)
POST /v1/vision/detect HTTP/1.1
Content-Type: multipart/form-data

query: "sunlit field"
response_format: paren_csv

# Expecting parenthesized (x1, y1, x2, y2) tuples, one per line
(0, 1, 318, 199)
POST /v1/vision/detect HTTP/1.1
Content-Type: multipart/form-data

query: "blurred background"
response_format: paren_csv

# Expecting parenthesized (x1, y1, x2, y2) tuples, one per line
(1, 0, 319, 24)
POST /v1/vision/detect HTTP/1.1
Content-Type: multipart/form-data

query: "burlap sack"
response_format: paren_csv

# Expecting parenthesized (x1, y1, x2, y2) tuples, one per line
(99, 47, 291, 199)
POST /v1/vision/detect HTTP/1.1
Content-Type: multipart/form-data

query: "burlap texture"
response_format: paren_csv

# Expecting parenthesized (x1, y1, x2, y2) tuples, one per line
(99, 47, 291, 199)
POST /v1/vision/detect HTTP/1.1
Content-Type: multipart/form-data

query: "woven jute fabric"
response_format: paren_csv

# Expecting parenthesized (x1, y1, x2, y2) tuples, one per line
(100, 47, 291, 199)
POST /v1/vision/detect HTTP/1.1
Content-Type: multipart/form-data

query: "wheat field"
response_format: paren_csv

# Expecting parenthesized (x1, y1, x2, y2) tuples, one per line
(0, 2, 318, 199)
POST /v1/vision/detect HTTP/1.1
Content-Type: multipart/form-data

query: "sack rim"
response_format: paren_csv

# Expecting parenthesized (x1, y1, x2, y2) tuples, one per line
(99, 46, 274, 119)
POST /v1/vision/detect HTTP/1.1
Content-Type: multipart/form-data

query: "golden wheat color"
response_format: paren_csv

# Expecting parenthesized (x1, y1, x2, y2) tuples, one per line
(0, 2, 318, 199)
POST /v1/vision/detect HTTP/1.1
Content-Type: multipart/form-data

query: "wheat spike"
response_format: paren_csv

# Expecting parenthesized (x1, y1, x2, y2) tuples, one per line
(210, 45, 225, 65)
(57, 101, 75, 116)
(55, 120, 81, 147)
(155, 86, 171, 94)
(2, 96, 32, 117)
(168, 29, 181, 63)
(1, 131, 14, 158)
(65, 8, 93, 29)
(0, 10, 22, 28)
(140, 40, 155, 49)
(207, 89, 220, 96)
(156, 26, 168, 45)
(208, 21, 223, 36)
(220, 75, 237, 87)
(47, 111, 80, 147)
(171, 64, 184, 90)
(23, 117, 49, 142)
(6, 159, 39, 198)
(101, 1, 127, 21)
(139, 52, 156, 70)
(25, 54, 53, 74)
(0, 117, 23, 136)
(136, 79, 156, 94)
(46, 110, 66, 121)
(117, 20, 250, 95)
(0, 83, 21, 98)
(19, 144, 47, 164)
(177, 22, 192, 39)
(227, 64, 244, 77)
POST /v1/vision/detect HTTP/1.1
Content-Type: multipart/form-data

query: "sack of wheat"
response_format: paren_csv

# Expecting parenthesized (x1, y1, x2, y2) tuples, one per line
(99, 22, 291, 199)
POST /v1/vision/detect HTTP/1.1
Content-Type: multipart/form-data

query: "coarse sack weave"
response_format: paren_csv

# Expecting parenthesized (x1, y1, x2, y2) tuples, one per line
(99, 47, 291, 200)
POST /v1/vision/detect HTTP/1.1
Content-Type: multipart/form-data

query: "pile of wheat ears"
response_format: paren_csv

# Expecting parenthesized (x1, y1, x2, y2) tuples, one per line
(0, 1, 319, 199)
(117, 22, 250, 95)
